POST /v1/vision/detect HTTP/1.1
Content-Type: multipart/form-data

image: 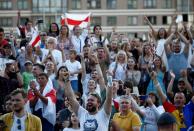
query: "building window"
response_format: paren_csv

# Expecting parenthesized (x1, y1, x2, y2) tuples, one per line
(128, 33, 136, 39)
(128, 16, 137, 25)
(107, 16, 117, 26)
(32, 0, 63, 13)
(147, 16, 157, 25)
(162, 0, 172, 8)
(45, 16, 55, 27)
(183, 14, 188, 22)
(17, 0, 28, 10)
(20, 17, 29, 25)
(144, 0, 156, 8)
(0, 0, 12, 9)
(177, 0, 193, 12)
(107, 0, 116, 9)
(71, 0, 81, 9)
(128, 0, 137, 9)
(188, 15, 194, 22)
(91, 17, 101, 26)
(50, 0, 62, 12)
(162, 16, 172, 25)
(87, 0, 101, 9)
(0, 18, 12, 27)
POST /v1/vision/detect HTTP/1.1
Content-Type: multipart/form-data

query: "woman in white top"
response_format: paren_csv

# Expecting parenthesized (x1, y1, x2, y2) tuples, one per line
(89, 25, 109, 50)
(63, 112, 80, 131)
(109, 50, 127, 81)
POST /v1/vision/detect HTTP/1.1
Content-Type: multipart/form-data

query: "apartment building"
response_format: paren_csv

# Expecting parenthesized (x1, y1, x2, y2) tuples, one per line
(0, 0, 193, 37)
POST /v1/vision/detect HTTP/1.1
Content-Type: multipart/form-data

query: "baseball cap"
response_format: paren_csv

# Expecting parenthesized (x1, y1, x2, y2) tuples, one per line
(178, 78, 185, 83)
(24, 60, 33, 66)
(157, 112, 176, 126)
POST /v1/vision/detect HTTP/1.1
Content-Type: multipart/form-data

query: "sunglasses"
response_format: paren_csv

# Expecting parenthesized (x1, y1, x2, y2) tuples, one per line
(40, 33, 47, 36)
(17, 119, 21, 130)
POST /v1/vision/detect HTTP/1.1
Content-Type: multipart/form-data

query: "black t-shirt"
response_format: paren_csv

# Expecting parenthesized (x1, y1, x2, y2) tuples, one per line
(0, 76, 19, 114)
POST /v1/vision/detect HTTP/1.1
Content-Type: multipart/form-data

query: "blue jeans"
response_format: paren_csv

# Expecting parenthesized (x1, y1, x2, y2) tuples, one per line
(71, 80, 78, 92)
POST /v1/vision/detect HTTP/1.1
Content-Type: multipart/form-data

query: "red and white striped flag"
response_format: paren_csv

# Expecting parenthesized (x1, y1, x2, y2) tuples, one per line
(29, 31, 41, 47)
(62, 13, 91, 30)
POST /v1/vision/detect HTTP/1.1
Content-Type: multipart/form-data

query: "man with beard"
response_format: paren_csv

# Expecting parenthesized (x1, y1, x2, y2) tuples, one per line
(0, 88, 42, 131)
(151, 71, 194, 131)
(164, 32, 190, 83)
(64, 66, 113, 131)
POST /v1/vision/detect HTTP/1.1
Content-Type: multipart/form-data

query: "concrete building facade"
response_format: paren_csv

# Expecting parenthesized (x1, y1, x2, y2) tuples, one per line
(0, 0, 194, 37)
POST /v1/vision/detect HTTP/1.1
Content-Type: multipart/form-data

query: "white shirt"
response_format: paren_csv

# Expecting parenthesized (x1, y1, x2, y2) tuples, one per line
(63, 128, 80, 131)
(71, 29, 88, 54)
(78, 106, 110, 131)
(89, 36, 109, 46)
(11, 114, 26, 131)
(109, 62, 127, 81)
(156, 39, 169, 70)
(62, 60, 82, 80)
(41, 48, 63, 67)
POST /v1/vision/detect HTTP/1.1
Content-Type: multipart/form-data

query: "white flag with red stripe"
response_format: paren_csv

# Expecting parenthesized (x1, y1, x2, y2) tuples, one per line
(63, 13, 91, 30)
(29, 31, 41, 47)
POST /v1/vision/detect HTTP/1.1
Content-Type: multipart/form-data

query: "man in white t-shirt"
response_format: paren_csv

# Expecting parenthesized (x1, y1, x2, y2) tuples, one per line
(63, 71, 113, 131)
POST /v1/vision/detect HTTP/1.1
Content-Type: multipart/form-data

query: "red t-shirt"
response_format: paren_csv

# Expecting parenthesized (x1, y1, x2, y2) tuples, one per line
(0, 39, 8, 47)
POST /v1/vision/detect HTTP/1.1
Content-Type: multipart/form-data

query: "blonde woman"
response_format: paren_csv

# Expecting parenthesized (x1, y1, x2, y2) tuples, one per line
(108, 50, 127, 81)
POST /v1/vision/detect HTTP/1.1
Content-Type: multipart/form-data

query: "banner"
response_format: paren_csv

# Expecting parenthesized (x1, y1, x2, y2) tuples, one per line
(28, 31, 41, 47)
(61, 13, 91, 30)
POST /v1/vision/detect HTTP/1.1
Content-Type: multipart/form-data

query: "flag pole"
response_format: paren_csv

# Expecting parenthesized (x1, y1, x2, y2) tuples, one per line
(88, 12, 91, 34)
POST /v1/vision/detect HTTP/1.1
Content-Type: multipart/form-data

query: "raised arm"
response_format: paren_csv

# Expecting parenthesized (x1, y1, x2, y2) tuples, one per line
(164, 33, 175, 55)
(177, 32, 190, 55)
(183, 22, 193, 43)
(144, 16, 157, 39)
(92, 53, 106, 91)
(151, 71, 167, 103)
(103, 43, 110, 62)
(180, 70, 193, 93)
(167, 15, 177, 36)
(17, 11, 21, 27)
(64, 74, 80, 115)
(80, 53, 86, 81)
(167, 71, 175, 98)
(14, 62, 23, 87)
(131, 96, 145, 118)
(103, 83, 113, 115)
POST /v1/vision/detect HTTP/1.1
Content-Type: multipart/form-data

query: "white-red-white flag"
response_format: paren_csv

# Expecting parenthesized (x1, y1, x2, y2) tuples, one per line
(29, 31, 41, 47)
(63, 13, 91, 30)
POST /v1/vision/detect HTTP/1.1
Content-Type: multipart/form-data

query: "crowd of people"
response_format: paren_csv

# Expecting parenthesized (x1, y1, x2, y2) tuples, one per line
(0, 13, 194, 131)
